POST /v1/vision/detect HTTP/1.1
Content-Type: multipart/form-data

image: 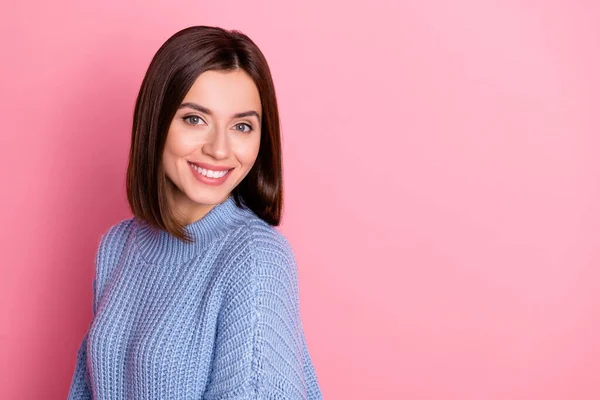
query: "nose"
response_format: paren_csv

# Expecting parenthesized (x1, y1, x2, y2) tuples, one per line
(201, 124, 231, 160)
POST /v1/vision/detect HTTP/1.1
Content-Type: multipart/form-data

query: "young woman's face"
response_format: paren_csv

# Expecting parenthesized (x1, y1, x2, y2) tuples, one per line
(162, 69, 262, 223)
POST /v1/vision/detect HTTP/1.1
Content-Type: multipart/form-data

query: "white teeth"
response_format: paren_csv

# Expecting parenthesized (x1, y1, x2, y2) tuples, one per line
(189, 163, 229, 178)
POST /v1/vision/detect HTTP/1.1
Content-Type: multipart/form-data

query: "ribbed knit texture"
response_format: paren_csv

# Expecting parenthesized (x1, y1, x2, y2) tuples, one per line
(67, 196, 323, 399)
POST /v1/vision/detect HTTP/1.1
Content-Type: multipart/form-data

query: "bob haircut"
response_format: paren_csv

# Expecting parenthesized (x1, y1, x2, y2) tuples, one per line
(126, 26, 283, 243)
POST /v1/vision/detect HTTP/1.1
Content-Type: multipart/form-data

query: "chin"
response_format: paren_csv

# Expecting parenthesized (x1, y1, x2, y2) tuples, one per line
(185, 189, 231, 206)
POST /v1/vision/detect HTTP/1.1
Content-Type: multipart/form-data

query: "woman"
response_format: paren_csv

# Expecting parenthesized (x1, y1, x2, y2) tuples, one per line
(67, 25, 323, 399)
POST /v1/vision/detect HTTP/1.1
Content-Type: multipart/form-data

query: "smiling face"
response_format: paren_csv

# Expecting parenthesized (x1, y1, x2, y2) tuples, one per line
(162, 69, 262, 224)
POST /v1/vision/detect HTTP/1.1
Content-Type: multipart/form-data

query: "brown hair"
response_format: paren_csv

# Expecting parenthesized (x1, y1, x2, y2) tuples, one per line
(126, 26, 283, 243)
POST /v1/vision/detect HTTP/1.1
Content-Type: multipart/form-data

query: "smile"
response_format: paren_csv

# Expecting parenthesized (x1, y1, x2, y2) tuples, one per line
(188, 162, 231, 178)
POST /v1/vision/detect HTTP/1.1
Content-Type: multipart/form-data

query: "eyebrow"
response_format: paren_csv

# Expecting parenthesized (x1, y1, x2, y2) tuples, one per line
(178, 102, 261, 123)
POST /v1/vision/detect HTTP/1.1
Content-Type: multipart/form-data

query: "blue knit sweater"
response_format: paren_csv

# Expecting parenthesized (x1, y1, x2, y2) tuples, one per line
(67, 196, 323, 399)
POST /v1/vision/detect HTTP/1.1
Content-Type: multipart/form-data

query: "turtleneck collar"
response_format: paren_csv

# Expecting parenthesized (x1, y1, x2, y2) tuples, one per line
(133, 196, 253, 265)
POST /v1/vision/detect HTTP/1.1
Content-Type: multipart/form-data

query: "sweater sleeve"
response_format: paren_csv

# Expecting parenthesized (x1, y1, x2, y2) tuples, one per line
(203, 230, 310, 399)
(66, 317, 93, 399)
(66, 220, 132, 400)
(66, 261, 100, 399)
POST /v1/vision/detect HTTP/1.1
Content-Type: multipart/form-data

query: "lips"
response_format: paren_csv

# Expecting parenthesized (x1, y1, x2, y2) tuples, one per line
(187, 161, 232, 171)
(188, 161, 232, 185)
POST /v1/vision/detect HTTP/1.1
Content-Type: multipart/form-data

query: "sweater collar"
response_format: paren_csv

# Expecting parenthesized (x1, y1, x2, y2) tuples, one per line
(133, 195, 252, 265)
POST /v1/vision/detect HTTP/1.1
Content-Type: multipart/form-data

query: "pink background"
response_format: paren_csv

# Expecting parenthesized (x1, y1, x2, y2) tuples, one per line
(1, 0, 599, 399)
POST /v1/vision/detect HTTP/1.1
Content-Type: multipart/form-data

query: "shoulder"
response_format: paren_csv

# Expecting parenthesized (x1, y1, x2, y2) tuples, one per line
(246, 218, 300, 298)
(225, 216, 300, 296)
(246, 216, 296, 262)
(96, 217, 136, 262)
(91, 217, 136, 312)
(228, 210, 297, 264)
(99, 217, 136, 244)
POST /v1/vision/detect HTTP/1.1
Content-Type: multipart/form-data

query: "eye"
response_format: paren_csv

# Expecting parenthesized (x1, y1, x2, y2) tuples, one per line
(234, 123, 254, 133)
(182, 115, 205, 126)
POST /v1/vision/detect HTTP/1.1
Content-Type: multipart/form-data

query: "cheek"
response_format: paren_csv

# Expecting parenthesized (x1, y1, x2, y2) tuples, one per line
(164, 128, 201, 162)
(234, 135, 261, 167)
(162, 129, 193, 179)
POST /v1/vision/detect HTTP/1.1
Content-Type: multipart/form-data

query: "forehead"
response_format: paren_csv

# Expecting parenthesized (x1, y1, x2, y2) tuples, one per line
(182, 69, 262, 115)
